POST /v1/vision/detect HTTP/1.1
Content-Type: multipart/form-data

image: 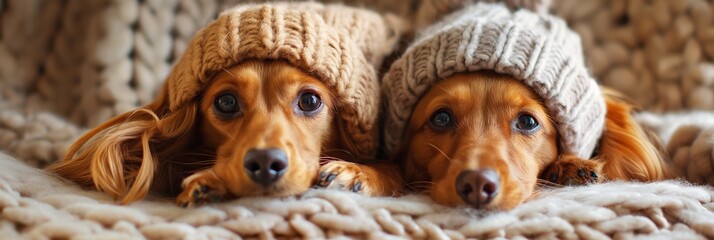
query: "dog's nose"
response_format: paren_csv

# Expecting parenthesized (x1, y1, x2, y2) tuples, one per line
(243, 148, 288, 186)
(455, 169, 500, 209)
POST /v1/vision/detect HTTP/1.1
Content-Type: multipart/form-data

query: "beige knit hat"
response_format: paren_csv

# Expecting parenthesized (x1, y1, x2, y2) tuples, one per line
(382, 3, 606, 159)
(163, 3, 401, 158)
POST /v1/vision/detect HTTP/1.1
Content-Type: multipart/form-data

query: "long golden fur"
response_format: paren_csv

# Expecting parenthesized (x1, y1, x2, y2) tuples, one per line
(399, 71, 672, 210)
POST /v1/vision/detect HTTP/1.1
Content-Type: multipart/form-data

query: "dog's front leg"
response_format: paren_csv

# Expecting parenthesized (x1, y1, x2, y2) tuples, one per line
(539, 154, 604, 186)
(316, 161, 403, 196)
(176, 169, 228, 207)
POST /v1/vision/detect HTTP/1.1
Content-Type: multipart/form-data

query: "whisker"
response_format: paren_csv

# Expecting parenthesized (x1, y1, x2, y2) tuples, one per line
(535, 178, 562, 188)
(221, 67, 239, 81)
(214, 127, 238, 142)
(405, 181, 437, 192)
(435, 85, 454, 98)
(321, 148, 358, 162)
(426, 143, 453, 163)
(407, 184, 436, 189)
(319, 156, 345, 160)
(407, 184, 434, 190)
(181, 152, 217, 158)
(165, 161, 216, 167)
(409, 181, 436, 185)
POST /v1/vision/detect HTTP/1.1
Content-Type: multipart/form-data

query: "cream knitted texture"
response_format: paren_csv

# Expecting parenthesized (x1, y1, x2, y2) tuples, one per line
(636, 111, 714, 186)
(413, 0, 552, 30)
(166, 3, 392, 158)
(382, 3, 606, 158)
(1, 153, 713, 239)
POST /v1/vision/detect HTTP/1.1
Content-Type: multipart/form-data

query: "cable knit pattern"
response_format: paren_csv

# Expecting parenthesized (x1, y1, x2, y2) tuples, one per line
(382, 3, 606, 158)
(166, 3, 397, 158)
(0, 0, 65, 113)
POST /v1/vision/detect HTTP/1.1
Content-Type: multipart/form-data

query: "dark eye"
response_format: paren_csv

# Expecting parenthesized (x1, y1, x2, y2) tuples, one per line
(214, 93, 239, 117)
(514, 114, 539, 132)
(430, 109, 454, 129)
(298, 92, 322, 113)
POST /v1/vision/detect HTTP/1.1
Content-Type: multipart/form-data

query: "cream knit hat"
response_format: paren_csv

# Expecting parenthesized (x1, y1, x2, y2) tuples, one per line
(382, 3, 606, 159)
(163, 3, 400, 158)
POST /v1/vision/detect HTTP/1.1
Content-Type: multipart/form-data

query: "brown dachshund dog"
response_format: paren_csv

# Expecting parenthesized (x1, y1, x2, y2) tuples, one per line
(398, 72, 670, 210)
(47, 61, 398, 206)
(46, 2, 408, 206)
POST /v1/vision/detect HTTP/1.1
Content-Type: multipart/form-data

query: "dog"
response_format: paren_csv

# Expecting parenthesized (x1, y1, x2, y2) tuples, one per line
(396, 72, 671, 210)
(46, 3, 407, 206)
(46, 61, 398, 206)
(46, 61, 338, 206)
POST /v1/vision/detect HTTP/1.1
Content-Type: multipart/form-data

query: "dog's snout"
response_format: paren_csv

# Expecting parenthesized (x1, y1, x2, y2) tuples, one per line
(456, 169, 500, 208)
(243, 148, 288, 186)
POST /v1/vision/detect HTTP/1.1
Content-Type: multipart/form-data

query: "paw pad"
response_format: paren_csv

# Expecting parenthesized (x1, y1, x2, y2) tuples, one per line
(179, 184, 224, 208)
(540, 156, 603, 186)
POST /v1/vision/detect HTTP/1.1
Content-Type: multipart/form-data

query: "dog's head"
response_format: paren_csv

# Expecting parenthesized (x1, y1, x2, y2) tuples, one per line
(400, 72, 558, 210)
(199, 61, 337, 197)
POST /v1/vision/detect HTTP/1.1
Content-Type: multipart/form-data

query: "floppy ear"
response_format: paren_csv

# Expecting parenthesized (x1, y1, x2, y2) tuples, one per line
(596, 88, 671, 181)
(329, 116, 378, 162)
(46, 87, 199, 204)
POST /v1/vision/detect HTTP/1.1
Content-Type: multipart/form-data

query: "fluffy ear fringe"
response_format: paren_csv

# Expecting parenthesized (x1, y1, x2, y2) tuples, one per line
(46, 99, 197, 204)
(598, 89, 671, 181)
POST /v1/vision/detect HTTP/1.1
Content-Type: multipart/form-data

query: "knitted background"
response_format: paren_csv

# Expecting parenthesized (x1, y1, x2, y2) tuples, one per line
(1, 0, 714, 238)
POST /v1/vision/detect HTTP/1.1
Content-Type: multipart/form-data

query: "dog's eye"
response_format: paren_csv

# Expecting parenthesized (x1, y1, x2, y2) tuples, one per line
(298, 92, 322, 113)
(430, 109, 454, 129)
(214, 93, 239, 115)
(514, 114, 539, 132)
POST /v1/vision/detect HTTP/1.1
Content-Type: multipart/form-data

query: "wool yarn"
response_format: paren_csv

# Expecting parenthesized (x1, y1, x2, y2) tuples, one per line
(413, 0, 552, 30)
(636, 111, 714, 186)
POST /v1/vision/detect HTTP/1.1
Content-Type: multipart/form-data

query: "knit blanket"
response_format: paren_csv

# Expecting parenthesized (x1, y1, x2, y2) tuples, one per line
(0, 153, 713, 239)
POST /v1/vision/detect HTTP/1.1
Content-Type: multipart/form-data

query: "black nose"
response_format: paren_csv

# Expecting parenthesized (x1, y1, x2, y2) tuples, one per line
(455, 169, 500, 209)
(243, 148, 288, 186)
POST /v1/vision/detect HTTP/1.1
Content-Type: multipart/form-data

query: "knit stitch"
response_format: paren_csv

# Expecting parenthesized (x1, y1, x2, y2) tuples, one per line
(382, 3, 606, 159)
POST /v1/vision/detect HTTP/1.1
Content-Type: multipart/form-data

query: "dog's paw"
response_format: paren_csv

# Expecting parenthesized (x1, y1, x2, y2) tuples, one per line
(540, 155, 603, 186)
(316, 161, 376, 196)
(176, 171, 227, 207)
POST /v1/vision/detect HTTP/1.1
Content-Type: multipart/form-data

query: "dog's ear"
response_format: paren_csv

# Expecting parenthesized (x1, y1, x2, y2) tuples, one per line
(596, 90, 670, 181)
(327, 117, 368, 162)
(46, 87, 199, 204)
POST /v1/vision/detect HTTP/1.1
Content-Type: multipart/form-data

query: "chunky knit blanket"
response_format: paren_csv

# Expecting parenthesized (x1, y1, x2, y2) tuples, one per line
(0, 153, 713, 239)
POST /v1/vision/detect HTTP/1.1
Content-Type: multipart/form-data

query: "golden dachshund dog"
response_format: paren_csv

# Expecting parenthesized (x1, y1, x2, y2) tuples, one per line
(45, 1, 410, 206)
(47, 61, 397, 206)
(399, 72, 671, 210)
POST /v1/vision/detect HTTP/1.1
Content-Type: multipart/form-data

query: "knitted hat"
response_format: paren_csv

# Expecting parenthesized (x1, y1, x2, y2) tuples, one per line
(414, 0, 552, 30)
(163, 3, 400, 158)
(382, 3, 606, 159)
